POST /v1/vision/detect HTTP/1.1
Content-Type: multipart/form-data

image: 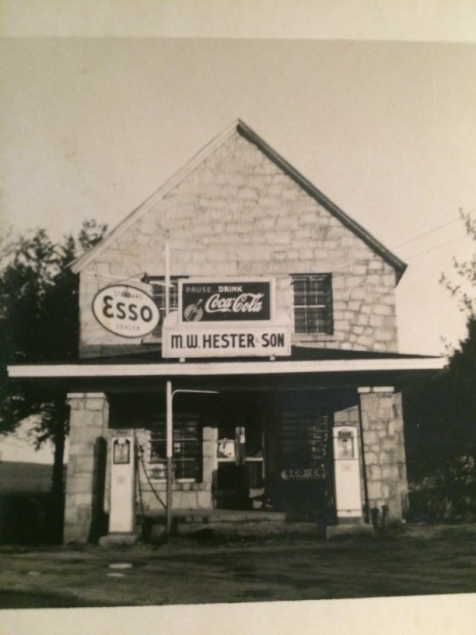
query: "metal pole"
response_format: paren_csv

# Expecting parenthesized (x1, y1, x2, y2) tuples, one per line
(166, 380, 173, 536)
(165, 236, 170, 317)
(357, 392, 370, 524)
(164, 233, 173, 537)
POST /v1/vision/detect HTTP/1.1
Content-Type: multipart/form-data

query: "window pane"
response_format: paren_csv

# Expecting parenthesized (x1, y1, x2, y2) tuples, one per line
(149, 415, 202, 481)
(292, 274, 333, 334)
(149, 276, 186, 336)
(294, 307, 307, 333)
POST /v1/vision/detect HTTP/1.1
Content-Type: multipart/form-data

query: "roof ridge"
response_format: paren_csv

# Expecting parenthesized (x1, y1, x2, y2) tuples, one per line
(72, 119, 407, 280)
(236, 121, 407, 280)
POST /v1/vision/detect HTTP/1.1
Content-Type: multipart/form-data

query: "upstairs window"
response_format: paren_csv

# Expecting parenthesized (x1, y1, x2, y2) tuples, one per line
(145, 275, 187, 336)
(292, 274, 333, 335)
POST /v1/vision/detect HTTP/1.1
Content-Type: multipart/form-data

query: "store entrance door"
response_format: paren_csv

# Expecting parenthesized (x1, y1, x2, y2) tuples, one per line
(216, 417, 265, 509)
(272, 409, 334, 522)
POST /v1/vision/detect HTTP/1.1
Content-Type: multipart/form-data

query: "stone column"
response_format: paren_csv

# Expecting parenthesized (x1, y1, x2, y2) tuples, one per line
(358, 387, 408, 523)
(64, 393, 109, 543)
(202, 425, 218, 508)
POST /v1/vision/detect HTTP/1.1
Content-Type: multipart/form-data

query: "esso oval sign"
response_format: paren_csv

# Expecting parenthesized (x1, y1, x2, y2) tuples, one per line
(92, 285, 160, 339)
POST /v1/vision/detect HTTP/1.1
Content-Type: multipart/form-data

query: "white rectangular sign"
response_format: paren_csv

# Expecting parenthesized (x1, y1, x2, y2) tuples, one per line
(162, 325, 291, 358)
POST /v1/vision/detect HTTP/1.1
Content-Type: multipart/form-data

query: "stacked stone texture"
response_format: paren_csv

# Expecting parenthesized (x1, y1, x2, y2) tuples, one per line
(64, 393, 109, 543)
(359, 390, 408, 521)
(79, 131, 398, 358)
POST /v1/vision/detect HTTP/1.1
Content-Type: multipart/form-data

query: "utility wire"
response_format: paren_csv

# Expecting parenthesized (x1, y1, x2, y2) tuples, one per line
(393, 217, 461, 249)
(307, 214, 465, 275)
(405, 237, 467, 262)
(82, 213, 468, 283)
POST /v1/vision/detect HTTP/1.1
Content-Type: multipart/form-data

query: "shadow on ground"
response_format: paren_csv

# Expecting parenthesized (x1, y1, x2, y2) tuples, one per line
(0, 524, 475, 609)
(0, 590, 121, 609)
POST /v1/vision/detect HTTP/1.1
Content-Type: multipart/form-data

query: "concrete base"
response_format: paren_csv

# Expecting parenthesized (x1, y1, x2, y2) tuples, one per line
(144, 509, 288, 524)
(208, 510, 287, 523)
(144, 510, 323, 541)
(326, 523, 374, 539)
(98, 532, 139, 547)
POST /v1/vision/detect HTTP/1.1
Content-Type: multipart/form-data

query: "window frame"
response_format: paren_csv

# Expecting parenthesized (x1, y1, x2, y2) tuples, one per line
(146, 275, 188, 337)
(291, 273, 334, 336)
(148, 414, 202, 482)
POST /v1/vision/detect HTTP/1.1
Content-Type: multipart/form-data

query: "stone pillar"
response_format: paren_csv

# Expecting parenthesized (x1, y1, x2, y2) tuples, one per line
(64, 393, 109, 543)
(202, 425, 218, 507)
(358, 387, 408, 523)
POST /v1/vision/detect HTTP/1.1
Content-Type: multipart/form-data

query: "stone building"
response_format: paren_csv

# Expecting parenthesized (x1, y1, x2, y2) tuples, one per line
(8, 120, 444, 542)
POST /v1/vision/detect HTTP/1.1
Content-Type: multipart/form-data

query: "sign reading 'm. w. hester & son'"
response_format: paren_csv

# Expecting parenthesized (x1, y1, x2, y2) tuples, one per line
(163, 278, 291, 358)
(164, 328, 290, 358)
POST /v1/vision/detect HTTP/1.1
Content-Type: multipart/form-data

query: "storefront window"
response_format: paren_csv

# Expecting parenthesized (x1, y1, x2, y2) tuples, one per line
(291, 273, 333, 335)
(149, 415, 202, 481)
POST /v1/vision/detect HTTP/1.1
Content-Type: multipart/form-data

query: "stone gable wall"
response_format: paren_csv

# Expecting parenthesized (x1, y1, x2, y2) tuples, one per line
(79, 131, 398, 358)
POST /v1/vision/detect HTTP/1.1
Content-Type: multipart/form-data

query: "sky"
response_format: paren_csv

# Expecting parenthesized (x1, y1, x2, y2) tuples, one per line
(0, 420, 56, 464)
(2, 37, 476, 361)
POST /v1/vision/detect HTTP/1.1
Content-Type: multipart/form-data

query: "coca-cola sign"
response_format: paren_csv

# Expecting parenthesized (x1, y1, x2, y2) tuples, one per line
(180, 280, 272, 323)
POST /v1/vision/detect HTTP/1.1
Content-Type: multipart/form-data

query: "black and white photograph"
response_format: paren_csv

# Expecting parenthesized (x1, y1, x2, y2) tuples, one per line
(1, 3, 476, 634)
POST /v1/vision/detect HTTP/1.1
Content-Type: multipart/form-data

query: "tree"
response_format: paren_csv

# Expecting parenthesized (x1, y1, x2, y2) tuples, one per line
(440, 209, 476, 316)
(0, 220, 107, 499)
(403, 210, 476, 520)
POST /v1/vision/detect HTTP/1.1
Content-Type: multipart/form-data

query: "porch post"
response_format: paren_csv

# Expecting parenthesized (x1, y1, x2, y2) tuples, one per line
(64, 392, 109, 543)
(358, 387, 408, 523)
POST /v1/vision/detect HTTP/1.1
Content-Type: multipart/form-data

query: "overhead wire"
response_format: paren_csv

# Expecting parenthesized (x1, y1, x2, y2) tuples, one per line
(392, 217, 461, 249)
(405, 237, 467, 262)
(304, 213, 466, 275)
(81, 212, 470, 286)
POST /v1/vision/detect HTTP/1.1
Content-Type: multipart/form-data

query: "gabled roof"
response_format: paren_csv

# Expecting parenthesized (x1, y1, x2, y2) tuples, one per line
(72, 119, 407, 280)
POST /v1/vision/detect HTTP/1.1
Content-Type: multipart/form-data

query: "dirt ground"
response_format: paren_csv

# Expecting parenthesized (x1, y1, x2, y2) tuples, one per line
(1, 523, 476, 609)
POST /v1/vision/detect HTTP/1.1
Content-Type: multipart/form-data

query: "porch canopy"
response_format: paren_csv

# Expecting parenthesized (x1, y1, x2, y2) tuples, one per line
(7, 346, 446, 393)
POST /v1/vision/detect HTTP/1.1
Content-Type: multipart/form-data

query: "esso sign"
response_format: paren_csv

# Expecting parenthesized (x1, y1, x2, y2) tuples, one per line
(92, 285, 160, 339)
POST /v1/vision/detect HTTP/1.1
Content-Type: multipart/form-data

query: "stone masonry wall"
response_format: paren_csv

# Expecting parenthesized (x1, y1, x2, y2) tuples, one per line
(78, 130, 398, 358)
(64, 393, 109, 543)
(358, 388, 408, 522)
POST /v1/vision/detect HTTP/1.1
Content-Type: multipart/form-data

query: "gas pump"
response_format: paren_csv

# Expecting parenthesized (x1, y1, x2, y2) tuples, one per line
(332, 426, 363, 520)
(109, 434, 136, 534)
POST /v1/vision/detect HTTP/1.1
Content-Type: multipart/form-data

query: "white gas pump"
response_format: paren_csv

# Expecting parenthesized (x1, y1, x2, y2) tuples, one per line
(109, 434, 136, 534)
(332, 426, 363, 520)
